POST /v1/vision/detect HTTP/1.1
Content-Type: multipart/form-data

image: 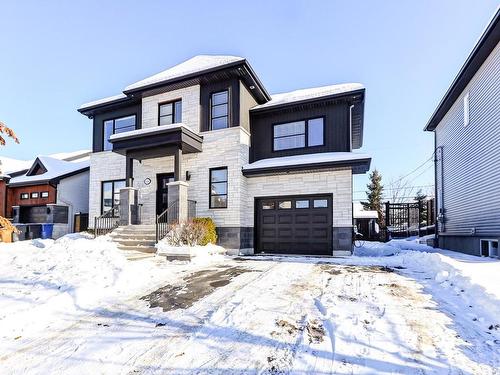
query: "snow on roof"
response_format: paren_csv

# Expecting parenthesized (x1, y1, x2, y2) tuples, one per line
(8, 156, 89, 185)
(353, 202, 378, 219)
(252, 83, 364, 111)
(0, 150, 91, 178)
(0, 157, 32, 176)
(124, 55, 245, 92)
(109, 123, 192, 142)
(243, 152, 371, 171)
(49, 149, 91, 162)
(79, 93, 128, 111)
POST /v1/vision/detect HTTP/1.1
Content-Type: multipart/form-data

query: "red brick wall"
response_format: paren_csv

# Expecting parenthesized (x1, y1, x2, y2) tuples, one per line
(0, 180, 7, 217)
(6, 184, 57, 218)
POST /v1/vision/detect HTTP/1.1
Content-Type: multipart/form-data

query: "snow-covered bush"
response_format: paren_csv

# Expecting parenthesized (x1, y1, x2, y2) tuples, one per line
(163, 221, 208, 246)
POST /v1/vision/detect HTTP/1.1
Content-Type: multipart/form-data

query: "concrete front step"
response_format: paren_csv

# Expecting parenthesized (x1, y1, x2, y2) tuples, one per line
(118, 250, 156, 261)
(111, 233, 157, 240)
(113, 239, 156, 247)
(117, 244, 157, 253)
(114, 225, 156, 232)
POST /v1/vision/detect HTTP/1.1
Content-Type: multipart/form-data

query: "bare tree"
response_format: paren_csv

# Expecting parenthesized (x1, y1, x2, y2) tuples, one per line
(0, 121, 20, 235)
(386, 176, 417, 204)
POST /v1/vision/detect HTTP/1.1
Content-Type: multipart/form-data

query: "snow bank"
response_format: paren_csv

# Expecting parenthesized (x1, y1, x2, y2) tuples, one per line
(0, 234, 224, 343)
(351, 239, 500, 335)
(353, 241, 400, 256)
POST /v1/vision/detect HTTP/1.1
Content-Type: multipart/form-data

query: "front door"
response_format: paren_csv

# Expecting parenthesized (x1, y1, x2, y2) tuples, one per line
(156, 173, 175, 215)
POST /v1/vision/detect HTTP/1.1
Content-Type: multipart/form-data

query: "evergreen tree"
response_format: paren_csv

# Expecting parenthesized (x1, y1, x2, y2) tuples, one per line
(414, 189, 428, 224)
(362, 169, 384, 226)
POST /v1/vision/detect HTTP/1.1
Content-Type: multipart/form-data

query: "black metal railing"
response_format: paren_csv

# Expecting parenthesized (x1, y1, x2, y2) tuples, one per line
(155, 199, 197, 243)
(94, 205, 120, 237)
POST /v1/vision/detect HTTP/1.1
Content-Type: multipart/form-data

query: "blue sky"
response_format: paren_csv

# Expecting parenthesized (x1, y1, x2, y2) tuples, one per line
(0, 0, 497, 200)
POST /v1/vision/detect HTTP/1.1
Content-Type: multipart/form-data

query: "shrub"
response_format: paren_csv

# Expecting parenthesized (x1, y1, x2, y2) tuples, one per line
(192, 217, 217, 245)
(163, 218, 217, 247)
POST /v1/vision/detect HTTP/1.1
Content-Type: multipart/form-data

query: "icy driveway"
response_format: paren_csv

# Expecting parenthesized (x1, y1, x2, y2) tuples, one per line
(1, 239, 498, 374)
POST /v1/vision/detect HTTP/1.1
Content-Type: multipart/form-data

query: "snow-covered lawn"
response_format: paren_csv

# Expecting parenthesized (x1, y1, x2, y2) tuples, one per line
(0, 235, 499, 374)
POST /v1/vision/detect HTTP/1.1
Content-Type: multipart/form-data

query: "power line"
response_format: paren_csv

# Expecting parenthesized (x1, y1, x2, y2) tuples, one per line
(385, 153, 434, 185)
(353, 184, 434, 194)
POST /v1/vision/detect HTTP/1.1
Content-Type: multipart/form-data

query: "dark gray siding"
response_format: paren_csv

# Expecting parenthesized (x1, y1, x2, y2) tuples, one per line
(92, 103, 142, 153)
(200, 78, 240, 132)
(249, 101, 350, 162)
(435, 41, 500, 244)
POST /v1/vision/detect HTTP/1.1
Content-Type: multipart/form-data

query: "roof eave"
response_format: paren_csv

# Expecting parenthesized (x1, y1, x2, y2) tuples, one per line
(250, 88, 366, 114)
(77, 96, 136, 117)
(242, 157, 371, 177)
(122, 60, 269, 102)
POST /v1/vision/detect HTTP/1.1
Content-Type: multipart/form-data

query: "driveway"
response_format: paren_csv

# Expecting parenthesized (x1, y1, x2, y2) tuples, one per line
(1, 256, 497, 374)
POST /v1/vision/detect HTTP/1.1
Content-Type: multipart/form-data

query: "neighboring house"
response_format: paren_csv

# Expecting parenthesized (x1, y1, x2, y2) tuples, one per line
(353, 202, 379, 241)
(424, 9, 500, 257)
(78, 55, 371, 255)
(0, 151, 90, 239)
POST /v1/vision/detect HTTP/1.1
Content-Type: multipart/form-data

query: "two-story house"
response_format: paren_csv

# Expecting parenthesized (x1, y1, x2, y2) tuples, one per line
(425, 9, 499, 257)
(78, 55, 371, 255)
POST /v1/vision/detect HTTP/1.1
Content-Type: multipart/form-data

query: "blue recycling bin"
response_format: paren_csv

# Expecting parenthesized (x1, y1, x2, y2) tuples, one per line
(41, 224, 54, 239)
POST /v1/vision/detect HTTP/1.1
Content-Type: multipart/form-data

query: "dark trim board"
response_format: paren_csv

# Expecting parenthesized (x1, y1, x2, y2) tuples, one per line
(243, 158, 371, 177)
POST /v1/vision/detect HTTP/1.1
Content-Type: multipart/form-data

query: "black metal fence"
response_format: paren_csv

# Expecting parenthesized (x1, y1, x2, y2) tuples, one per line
(94, 205, 120, 237)
(384, 199, 435, 241)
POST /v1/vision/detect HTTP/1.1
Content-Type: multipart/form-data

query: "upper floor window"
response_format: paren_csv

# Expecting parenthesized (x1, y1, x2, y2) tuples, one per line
(463, 92, 470, 127)
(159, 100, 182, 126)
(20, 193, 29, 200)
(210, 90, 229, 130)
(103, 115, 136, 151)
(273, 117, 324, 151)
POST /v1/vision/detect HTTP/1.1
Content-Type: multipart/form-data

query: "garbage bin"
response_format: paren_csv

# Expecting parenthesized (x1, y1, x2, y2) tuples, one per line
(41, 224, 54, 239)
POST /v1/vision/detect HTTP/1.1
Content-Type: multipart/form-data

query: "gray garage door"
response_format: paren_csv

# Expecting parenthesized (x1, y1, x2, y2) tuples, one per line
(255, 195, 333, 255)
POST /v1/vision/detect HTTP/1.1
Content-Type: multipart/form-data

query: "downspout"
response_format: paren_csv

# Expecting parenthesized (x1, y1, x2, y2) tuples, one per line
(349, 104, 355, 151)
(349, 103, 355, 251)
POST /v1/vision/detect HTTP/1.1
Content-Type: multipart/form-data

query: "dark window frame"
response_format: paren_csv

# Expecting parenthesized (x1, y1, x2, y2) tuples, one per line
(41, 191, 49, 198)
(20, 193, 29, 200)
(158, 99, 182, 126)
(272, 116, 325, 152)
(102, 114, 137, 151)
(210, 89, 230, 130)
(101, 179, 126, 214)
(209, 166, 228, 209)
(30, 192, 39, 199)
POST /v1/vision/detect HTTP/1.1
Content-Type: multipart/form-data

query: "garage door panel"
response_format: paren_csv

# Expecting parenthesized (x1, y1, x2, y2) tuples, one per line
(295, 214, 310, 224)
(262, 228, 276, 238)
(312, 228, 329, 239)
(256, 195, 332, 255)
(278, 228, 292, 237)
(278, 215, 292, 224)
(262, 215, 276, 224)
(312, 214, 328, 224)
(295, 228, 310, 238)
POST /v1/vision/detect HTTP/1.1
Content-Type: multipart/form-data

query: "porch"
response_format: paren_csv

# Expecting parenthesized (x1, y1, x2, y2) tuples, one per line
(94, 124, 202, 241)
